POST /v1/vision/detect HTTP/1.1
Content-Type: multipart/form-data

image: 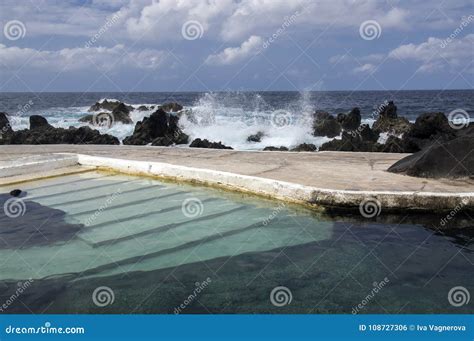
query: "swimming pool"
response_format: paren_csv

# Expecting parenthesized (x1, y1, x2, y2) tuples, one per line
(0, 171, 472, 313)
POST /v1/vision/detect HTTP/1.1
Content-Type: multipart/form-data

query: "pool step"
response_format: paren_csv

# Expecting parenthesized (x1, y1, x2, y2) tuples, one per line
(83, 197, 221, 232)
(0, 171, 332, 281)
(28, 179, 139, 200)
(78, 200, 247, 245)
(41, 184, 165, 208)
(23, 173, 115, 192)
(81, 216, 269, 276)
(69, 190, 188, 217)
(83, 215, 333, 277)
(0, 205, 282, 280)
(15, 188, 187, 222)
(85, 204, 249, 248)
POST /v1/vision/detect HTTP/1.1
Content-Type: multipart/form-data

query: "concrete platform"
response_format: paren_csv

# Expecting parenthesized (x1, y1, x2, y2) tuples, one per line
(0, 145, 472, 211)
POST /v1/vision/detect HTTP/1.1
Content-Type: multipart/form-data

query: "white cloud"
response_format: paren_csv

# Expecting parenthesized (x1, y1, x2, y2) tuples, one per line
(388, 34, 474, 73)
(205, 35, 263, 65)
(1, 0, 470, 45)
(353, 63, 376, 74)
(219, 1, 410, 41)
(0, 44, 167, 72)
(0, 1, 124, 38)
(1, 0, 473, 90)
(125, 0, 234, 42)
(119, 0, 412, 42)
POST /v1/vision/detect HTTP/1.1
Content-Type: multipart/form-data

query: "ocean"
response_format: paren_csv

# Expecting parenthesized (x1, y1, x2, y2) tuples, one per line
(0, 90, 472, 150)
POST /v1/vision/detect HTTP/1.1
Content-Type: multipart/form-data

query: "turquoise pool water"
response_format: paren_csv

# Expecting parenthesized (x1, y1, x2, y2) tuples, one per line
(0, 172, 472, 314)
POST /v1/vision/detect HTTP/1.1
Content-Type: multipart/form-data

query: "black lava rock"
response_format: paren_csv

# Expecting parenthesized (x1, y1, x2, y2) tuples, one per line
(9, 189, 22, 197)
(189, 138, 232, 149)
(388, 136, 474, 178)
(123, 109, 188, 146)
(313, 111, 341, 138)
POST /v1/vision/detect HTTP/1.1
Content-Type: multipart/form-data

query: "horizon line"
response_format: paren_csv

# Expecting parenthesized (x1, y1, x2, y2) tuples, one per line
(0, 88, 472, 93)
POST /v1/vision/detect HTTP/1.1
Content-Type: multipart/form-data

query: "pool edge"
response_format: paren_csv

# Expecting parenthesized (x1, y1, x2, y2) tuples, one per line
(74, 154, 474, 213)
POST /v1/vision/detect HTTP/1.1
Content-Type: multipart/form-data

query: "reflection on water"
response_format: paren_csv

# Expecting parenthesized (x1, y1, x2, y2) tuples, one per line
(0, 172, 472, 314)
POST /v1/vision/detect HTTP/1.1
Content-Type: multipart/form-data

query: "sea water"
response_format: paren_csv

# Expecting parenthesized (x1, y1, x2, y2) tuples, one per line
(1, 90, 473, 150)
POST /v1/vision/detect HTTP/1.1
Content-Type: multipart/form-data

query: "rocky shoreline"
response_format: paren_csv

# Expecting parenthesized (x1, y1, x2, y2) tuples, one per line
(0, 99, 472, 179)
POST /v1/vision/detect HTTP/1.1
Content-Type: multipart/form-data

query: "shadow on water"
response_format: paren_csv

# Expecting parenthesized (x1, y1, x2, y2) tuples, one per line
(1, 222, 473, 314)
(0, 194, 84, 250)
(322, 207, 474, 249)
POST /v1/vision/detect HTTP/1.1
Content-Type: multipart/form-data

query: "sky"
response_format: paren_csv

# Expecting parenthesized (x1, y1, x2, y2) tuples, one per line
(0, 0, 473, 92)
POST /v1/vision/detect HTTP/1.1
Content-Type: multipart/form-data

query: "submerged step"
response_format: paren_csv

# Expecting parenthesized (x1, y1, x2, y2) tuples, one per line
(78, 200, 247, 246)
(0, 170, 333, 281)
(0, 200, 296, 280)
(84, 215, 334, 277)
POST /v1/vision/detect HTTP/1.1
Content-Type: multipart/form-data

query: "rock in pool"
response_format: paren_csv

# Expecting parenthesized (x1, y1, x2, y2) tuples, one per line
(10, 189, 22, 197)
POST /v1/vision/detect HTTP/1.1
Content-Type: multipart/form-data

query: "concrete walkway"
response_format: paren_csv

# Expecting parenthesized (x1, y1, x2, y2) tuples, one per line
(0, 145, 472, 211)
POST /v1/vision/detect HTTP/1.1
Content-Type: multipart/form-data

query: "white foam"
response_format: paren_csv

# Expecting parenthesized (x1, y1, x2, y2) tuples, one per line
(180, 91, 330, 150)
(98, 98, 121, 103)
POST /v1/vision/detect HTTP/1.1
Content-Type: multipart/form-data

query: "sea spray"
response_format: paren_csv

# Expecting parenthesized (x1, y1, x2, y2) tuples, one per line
(180, 91, 331, 150)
